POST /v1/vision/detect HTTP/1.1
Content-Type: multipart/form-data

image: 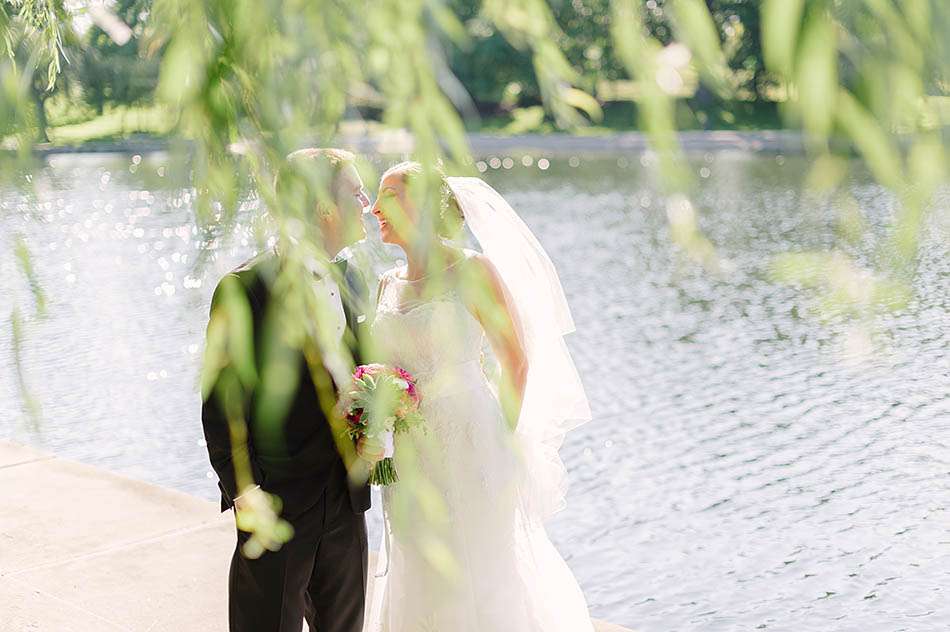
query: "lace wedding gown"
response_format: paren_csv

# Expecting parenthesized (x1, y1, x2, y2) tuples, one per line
(365, 257, 593, 632)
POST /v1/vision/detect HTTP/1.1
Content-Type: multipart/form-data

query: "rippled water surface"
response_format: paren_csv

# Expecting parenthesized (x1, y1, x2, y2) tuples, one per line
(2, 151, 948, 630)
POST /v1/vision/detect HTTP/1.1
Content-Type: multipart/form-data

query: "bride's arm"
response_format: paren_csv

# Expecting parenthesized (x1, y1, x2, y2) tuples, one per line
(463, 254, 528, 431)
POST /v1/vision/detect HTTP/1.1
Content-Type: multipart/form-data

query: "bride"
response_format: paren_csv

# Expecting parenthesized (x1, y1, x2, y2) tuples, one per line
(364, 162, 593, 631)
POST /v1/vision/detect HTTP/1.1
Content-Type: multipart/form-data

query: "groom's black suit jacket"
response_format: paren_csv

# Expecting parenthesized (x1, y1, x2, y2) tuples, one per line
(201, 251, 371, 518)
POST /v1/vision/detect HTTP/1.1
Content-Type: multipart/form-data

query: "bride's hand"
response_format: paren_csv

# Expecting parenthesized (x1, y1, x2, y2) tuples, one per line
(357, 436, 385, 463)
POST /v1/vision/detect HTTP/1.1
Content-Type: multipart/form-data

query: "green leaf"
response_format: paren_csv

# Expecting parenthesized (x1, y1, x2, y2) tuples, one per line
(835, 89, 903, 190)
(562, 87, 603, 123)
(796, 7, 837, 145)
(502, 105, 546, 135)
(10, 306, 41, 426)
(425, 0, 469, 46)
(13, 234, 46, 317)
(762, 0, 805, 77)
(215, 275, 258, 390)
(669, 0, 730, 97)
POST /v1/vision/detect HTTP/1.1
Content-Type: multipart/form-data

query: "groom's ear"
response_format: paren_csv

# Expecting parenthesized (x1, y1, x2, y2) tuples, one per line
(335, 163, 363, 199)
(275, 147, 357, 220)
(274, 158, 333, 221)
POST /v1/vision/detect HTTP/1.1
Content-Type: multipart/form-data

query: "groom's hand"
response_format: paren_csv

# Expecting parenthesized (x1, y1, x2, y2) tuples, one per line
(232, 484, 262, 514)
(233, 486, 294, 559)
(357, 436, 385, 464)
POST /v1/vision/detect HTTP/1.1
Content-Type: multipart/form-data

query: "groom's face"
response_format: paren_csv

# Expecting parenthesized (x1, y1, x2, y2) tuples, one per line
(328, 163, 370, 246)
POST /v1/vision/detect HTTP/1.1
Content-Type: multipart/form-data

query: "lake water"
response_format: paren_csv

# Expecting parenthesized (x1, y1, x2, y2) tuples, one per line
(1, 150, 948, 631)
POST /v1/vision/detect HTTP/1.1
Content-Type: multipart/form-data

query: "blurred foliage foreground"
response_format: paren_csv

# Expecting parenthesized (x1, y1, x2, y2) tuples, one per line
(2, 0, 948, 558)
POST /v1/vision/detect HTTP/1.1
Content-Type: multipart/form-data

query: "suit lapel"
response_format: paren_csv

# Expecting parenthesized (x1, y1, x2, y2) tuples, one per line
(334, 258, 364, 365)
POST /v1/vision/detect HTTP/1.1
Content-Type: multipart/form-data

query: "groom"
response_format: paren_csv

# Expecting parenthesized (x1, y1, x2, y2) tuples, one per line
(201, 148, 382, 632)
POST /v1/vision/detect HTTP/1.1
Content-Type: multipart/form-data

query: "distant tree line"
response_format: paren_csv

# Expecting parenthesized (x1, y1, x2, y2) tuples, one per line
(24, 0, 782, 137)
(77, 0, 159, 115)
(446, 0, 768, 116)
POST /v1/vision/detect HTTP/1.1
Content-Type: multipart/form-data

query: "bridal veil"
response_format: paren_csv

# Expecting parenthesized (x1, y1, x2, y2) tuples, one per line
(446, 176, 592, 525)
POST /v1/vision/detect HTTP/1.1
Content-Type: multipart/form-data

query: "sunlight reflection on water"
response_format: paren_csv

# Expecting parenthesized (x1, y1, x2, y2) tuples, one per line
(1, 151, 948, 630)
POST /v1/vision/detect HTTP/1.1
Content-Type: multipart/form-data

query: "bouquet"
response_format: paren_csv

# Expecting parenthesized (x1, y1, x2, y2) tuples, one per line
(339, 363, 425, 485)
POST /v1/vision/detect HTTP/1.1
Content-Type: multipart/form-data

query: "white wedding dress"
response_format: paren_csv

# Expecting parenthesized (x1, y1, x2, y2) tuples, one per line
(365, 253, 594, 632)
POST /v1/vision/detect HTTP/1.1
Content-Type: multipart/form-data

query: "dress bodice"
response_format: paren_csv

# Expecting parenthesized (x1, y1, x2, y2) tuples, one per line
(372, 263, 486, 397)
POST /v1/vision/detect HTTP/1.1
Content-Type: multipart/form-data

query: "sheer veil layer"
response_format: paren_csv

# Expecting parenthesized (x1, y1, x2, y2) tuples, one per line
(446, 176, 593, 524)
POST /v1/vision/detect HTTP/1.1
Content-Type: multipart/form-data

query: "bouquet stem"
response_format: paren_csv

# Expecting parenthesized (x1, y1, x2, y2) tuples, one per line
(370, 457, 399, 486)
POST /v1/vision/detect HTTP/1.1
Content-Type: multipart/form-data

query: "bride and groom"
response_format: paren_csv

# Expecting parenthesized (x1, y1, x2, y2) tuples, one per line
(201, 148, 593, 632)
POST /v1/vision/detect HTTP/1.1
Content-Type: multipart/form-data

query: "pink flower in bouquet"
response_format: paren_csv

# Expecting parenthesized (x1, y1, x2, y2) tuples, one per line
(339, 364, 426, 486)
(394, 366, 421, 404)
(353, 363, 385, 380)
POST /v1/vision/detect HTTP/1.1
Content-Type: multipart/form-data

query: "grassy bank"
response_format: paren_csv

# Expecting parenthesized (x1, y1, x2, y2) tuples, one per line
(44, 104, 175, 145)
(32, 100, 785, 148)
(470, 100, 783, 135)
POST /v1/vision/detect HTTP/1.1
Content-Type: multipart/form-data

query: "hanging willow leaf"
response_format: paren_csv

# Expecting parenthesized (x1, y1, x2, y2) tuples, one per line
(668, 0, 731, 97)
(562, 87, 603, 123)
(483, 0, 595, 128)
(761, 0, 805, 77)
(610, 0, 688, 190)
(10, 306, 41, 426)
(835, 89, 903, 190)
(796, 5, 837, 146)
(13, 233, 45, 316)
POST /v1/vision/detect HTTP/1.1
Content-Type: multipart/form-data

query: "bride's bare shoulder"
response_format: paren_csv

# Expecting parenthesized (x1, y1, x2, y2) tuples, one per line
(457, 251, 510, 302)
(459, 247, 481, 261)
(459, 249, 495, 275)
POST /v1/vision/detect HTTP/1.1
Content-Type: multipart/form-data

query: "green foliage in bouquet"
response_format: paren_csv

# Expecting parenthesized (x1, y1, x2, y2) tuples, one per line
(340, 365, 426, 486)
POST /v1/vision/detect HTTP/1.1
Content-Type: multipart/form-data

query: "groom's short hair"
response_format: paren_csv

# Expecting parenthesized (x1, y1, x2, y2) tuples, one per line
(286, 147, 354, 173)
(275, 147, 357, 215)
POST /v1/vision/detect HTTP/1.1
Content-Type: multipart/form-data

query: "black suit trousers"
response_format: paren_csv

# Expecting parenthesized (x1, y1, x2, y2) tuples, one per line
(228, 473, 368, 632)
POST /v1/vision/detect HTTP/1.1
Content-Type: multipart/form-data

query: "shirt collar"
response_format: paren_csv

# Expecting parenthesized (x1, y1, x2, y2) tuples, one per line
(331, 246, 352, 264)
(333, 238, 375, 264)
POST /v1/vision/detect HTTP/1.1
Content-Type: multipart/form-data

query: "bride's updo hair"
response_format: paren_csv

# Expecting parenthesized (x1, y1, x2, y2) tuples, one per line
(380, 160, 464, 240)
(438, 180, 465, 240)
(380, 160, 423, 183)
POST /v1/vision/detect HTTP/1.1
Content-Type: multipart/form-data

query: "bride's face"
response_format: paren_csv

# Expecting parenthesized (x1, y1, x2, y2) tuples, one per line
(371, 173, 419, 246)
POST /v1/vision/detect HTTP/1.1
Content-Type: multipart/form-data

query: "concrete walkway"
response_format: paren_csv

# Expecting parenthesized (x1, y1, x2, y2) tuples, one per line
(0, 441, 632, 631)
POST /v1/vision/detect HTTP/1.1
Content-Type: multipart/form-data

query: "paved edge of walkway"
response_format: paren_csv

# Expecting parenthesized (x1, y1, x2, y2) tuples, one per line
(0, 440, 634, 632)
